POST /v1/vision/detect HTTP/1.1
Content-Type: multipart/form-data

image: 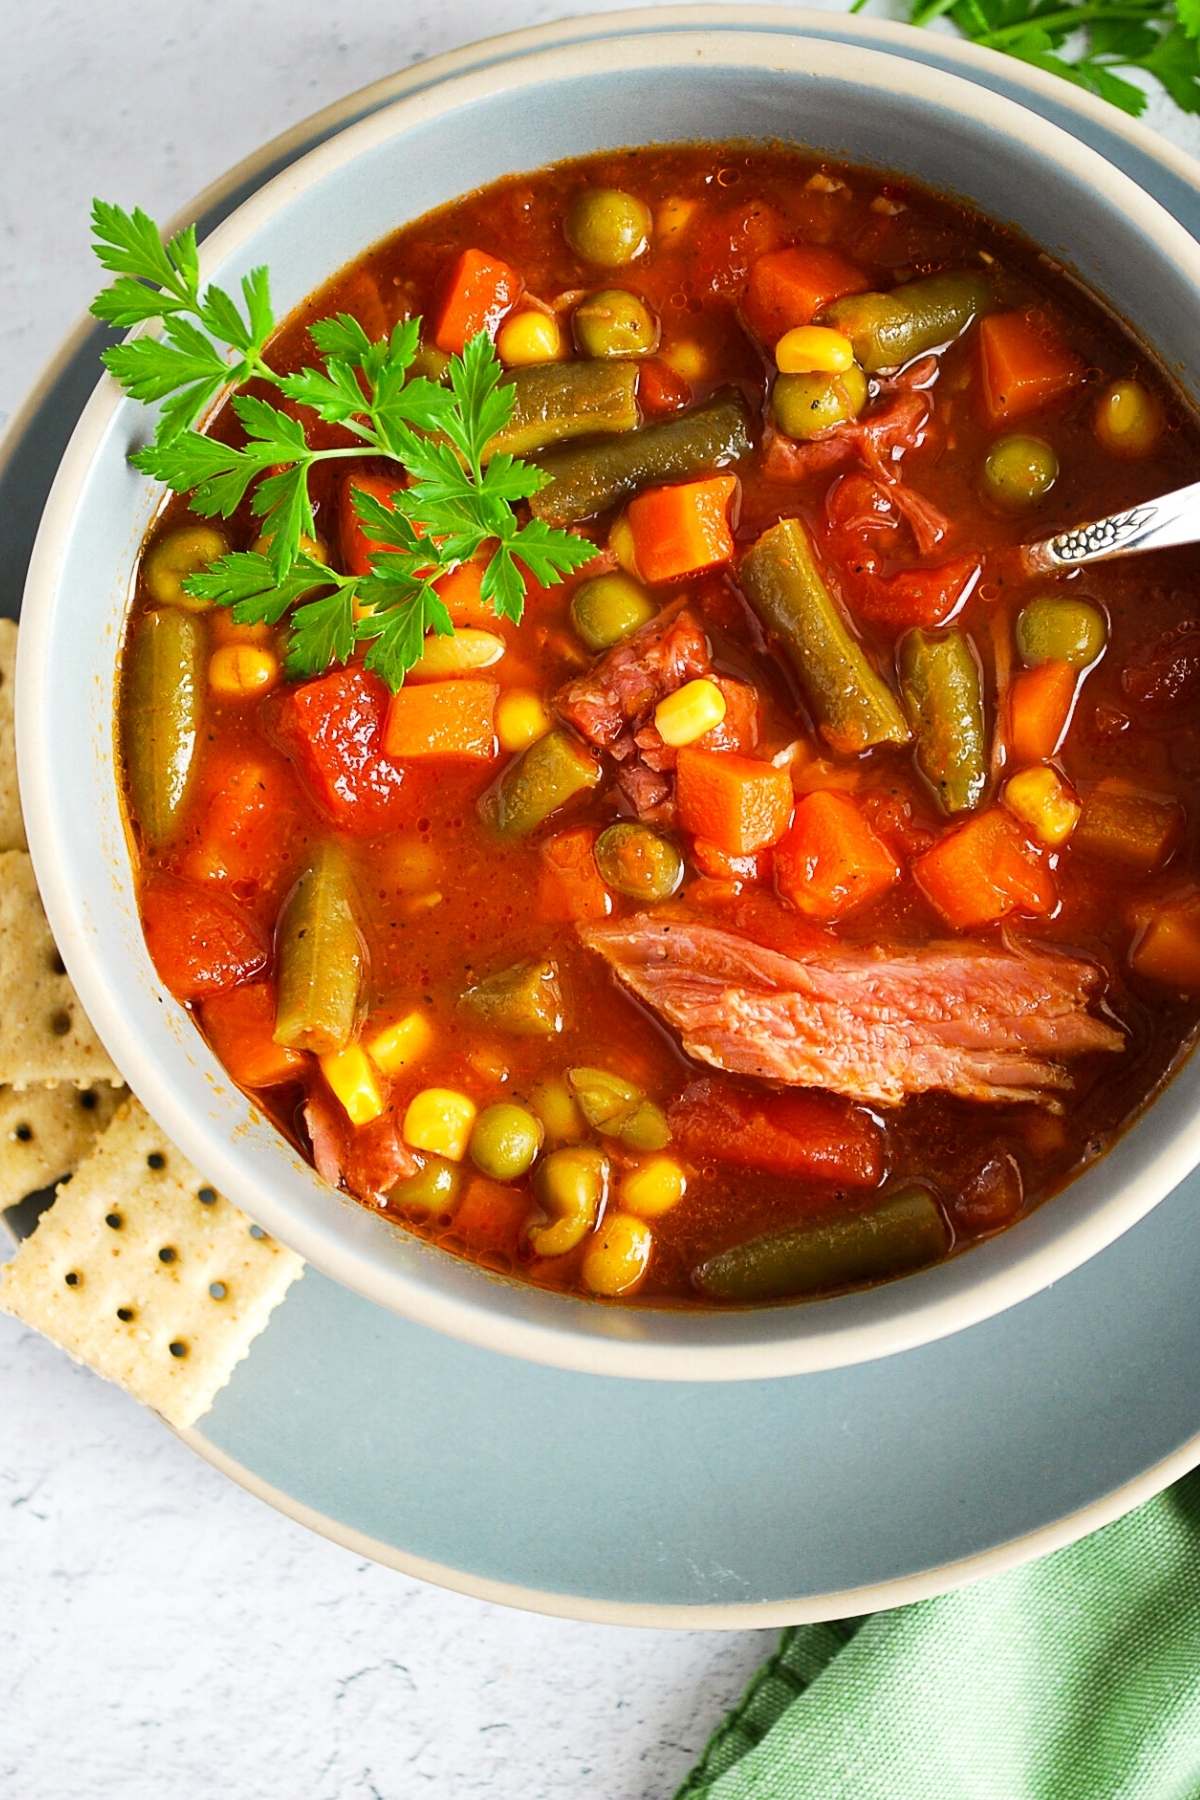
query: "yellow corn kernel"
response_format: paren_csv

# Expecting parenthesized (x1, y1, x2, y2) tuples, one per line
(1094, 380, 1163, 460)
(497, 309, 568, 366)
(656, 196, 698, 243)
(654, 678, 727, 748)
(251, 530, 328, 564)
(403, 1087, 477, 1162)
(208, 645, 279, 699)
(621, 1156, 687, 1218)
(660, 340, 708, 382)
(320, 1046, 386, 1127)
(774, 325, 855, 375)
(410, 628, 505, 680)
(581, 1212, 653, 1296)
(366, 1010, 433, 1077)
(609, 513, 641, 578)
(495, 688, 551, 753)
(1003, 764, 1081, 848)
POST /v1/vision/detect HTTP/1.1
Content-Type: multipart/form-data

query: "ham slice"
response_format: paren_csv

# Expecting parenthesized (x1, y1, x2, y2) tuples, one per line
(581, 915, 1124, 1108)
(304, 1091, 418, 1204)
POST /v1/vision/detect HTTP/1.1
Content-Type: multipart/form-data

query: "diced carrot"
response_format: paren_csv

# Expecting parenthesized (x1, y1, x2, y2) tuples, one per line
(856, 556, 979, 631)
(275, 666, 408, 834)
(773, 790, 900, 921)
(676, 747, 794, 856)
(538, 825, 612, 922)
(141, 876, 268, 1001)
(201, 981, 308, 1088)
(625, 476, 737, 584)
(450, 1178, 533, 1258)
(1074, 779, 1183, 873)
(979, 312, 1085, 425)
(691, 838, 769, 884)
(339, 470, 404, 578)
(914, 808, 1056, 930)
(432, 248, 523, 354)
(638, 359, 692, 417)
(669, 1077, 883, 1186)
(1129, 889, 1200, 989)
(338, 269, 389, 340)
(1008, 661, 1079, 763)
(383, 680, 498, 760)
(180, 750, 299, 897)
(434, 560, 494, 627)
(743, 245, 870, 344)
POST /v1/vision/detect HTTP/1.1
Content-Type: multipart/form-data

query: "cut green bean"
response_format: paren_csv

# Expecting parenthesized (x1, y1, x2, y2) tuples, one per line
(822, 271, 992, 374)
(461, 958, 564, 1037)
(482, 728, 601, 837)
(529, 392, 752, 525)
(485, 360, 640, 461)
(123, 608, 204, 849)
(740, 517, 910, 754)
(695, 1186, 948, 1302)
(273, 843, 364, 1055)
(899, 628, 987, 814)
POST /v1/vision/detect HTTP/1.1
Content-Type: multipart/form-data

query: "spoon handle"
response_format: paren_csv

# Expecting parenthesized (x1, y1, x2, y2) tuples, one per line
(1023, 479, 1200, 574)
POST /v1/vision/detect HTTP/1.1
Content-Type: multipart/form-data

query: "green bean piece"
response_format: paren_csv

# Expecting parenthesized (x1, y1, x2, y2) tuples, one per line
(411, 343, 451, 384)
(898, 628, 988, 815)
(392, 1155, 462, 1214)
(460, 958, 565, 1037)
(982, 434, 1058, 510)
(142, 524, 228, 610)
(123, 608, 204, 849)
(1016, 596, 1108, 668)
(573, 289, 659, 360)
(739, 517, 910, 754)
(565, 188, 652, 266)
(821, 271, 992, 374)
(567, 1067, 671, 1152)
(273, 843, 364, 1056)
(570, 573, 656, 651)
(594, 822, 684, 901)
(695, 1186, 949, 1302)
(469, 1103, 545, 1181)
(772, 365, 868, 441)
(482, 728, 602, 836)
(529, 391, 752, 525)
(484, 360, 640, 461)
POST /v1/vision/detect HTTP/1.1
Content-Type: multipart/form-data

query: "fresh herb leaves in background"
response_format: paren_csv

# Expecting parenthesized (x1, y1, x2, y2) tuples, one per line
(89, 204, 593, 689)
(853, 0, 1200, 117)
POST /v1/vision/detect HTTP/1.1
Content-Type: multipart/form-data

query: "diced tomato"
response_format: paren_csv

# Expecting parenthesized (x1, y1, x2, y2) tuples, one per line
(825, 472, 901, 548)
(701, 678, 760, 755)
(774, 790, 901, 921)
(538, 825, 613, 922)
(638, 359, 692, 417)
(338, 269, 389, 340)
(433, 248, 523, 354)
(979, 311, 1085, 425)
(676, 748, 794, 855)
(914, 809, 1056, 930)
(669, 1077, 883, 1187)
(340, 470, 404, 578)
(141, 876, 268, 1002)
(855, 556, 979, 631)
(691, 200, 784, 297)
(450, 1178, 533, 1258)
(274, 666, 408, 835)
(1122, 629, 1200, 714)
(180, 749, 300, 900)
(201, 981, 307, 1088)
(743, 245, 870, 344)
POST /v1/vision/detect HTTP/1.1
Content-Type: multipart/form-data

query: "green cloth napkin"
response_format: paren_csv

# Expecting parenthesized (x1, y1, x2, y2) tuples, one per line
(679, 1471, 1200, 1800)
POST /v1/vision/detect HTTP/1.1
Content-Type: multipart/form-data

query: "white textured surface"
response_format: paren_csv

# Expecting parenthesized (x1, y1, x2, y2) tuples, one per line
(3, 5, 1199, 1797)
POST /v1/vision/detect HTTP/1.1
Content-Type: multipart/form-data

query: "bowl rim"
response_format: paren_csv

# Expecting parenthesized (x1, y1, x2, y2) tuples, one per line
(19, 20, 1200, 1382)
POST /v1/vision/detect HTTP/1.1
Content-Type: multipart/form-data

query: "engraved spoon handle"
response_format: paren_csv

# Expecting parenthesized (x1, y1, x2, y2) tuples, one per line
(1023, 480, 1200, 574)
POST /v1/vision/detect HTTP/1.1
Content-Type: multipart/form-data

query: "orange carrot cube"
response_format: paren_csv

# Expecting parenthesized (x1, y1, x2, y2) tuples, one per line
(626, 476, 738, 584)
(676, 748, 794, 855)
(774, 790, 900, 920)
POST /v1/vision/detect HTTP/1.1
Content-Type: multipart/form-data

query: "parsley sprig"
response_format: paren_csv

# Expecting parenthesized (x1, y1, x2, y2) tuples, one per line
(855, 0, 1200, 116)
(90, 202, 594, 689)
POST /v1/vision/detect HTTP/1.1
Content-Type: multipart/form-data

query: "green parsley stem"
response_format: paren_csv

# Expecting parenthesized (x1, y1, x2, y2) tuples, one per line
(976, 2, 1160, 45)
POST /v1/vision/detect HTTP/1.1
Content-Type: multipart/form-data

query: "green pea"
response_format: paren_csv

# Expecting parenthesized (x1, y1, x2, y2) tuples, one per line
(573, 289, 660, 360)
(982, 435, 1059, 509)
(594, 822, 684, 902)
(772, 365, 868, 442)
(565, 188, 652, 267)
(1016, 596, 1108, 668)
(392, 1155, 462, 1213)
(469, 1103, 544, 1182)
(570, 574, 656, 651)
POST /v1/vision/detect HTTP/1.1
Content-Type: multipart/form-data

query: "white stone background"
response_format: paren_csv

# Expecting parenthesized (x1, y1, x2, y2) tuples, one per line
(2, 5, 1198, 1798)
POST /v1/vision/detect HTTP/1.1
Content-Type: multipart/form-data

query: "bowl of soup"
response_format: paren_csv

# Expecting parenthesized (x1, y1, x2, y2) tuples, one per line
(19, 25, 1200, 1377)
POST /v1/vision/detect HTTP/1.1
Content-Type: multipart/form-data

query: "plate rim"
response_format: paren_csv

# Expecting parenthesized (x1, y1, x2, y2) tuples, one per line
(7, 2, 1200, 1624)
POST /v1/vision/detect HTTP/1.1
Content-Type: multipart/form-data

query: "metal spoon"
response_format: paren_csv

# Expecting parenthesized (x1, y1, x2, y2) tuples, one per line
(1023, 479, 1200, 574)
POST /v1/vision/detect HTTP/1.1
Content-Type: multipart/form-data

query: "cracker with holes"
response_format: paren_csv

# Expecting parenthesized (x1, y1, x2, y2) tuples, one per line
(0, 1098, 303, 1428)
(0, 851, 121, 1087)
(0, 622, 25, 854)
(0, 1080, 125, 1210)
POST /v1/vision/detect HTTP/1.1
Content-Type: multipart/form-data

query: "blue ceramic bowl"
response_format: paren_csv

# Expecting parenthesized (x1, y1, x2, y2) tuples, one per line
(19, 26, 1200, 1379)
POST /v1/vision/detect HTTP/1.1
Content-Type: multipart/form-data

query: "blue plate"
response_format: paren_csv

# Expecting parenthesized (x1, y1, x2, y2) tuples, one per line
(5, 7, 1200, 1623)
